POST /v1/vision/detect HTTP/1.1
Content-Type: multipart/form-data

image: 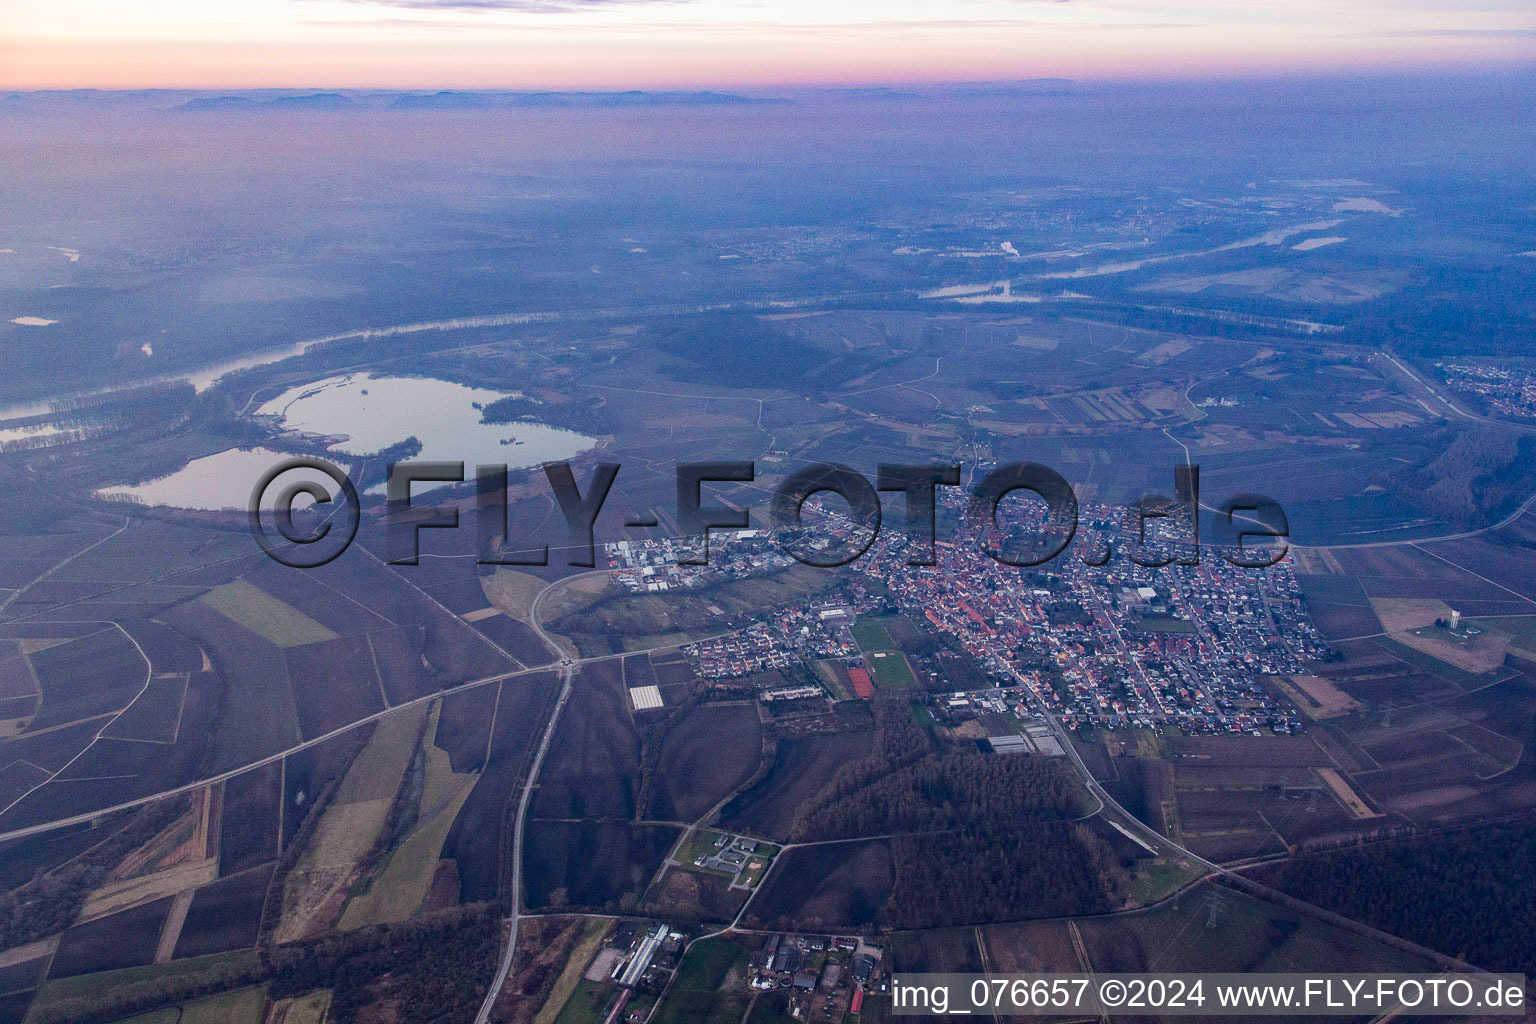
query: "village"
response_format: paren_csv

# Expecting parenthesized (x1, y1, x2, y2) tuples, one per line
(606, 493, 1324, 739)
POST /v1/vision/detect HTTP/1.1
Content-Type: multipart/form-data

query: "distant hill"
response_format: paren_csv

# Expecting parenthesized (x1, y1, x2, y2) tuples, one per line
(175, 93, 353, 112)
(389, 89, 781, 110)
(386, 90, 494, 110)
(176, 95, 259, 112)
(265, 93, 353, 111)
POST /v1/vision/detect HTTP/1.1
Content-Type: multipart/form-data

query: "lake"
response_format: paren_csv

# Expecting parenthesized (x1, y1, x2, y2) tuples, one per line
(99, 373, 595, 509)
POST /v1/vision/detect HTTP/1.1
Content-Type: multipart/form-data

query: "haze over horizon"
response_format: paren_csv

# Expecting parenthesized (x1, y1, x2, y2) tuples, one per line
(5, 0, 1535, 91)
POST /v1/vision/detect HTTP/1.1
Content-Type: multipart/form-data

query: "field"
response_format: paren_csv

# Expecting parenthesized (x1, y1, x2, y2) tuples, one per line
(480, 568, 547, 623)
(745, 838, 893, 931)
(645, 704, 763, 822)
(163, 601, 302, 774)
(812, 659, 857, 700)
(487, 915, 602, 1024)
(643, 865, 748, 923)
(434, 682, 497, 774)
(882, 928, 983, 974)
(101, 675, 187, 744)
(850, 618, 900, 653)
(283, 635, 386, 740)
(851, 614, 942, 689)
(1466, 615, 1536, 658)
(862, 651, 916, 690)
(48, 896, 175, 978)
(1073, 880, 1442, 976)
(26, 627, 146, 730)
(172, 865, 273, 959)
(217, 763, 280, 876)
(25, 950, 263, 1024)
(443, 671, 563, 902)
(273, 707, 426, 942)
(471, 613, 557, 668)
(179, 985, 266, 1024)
(1273, 674, 1361, 719)
(523, 820, 680, 912)
(551, 979, 612, 1024)
(718, 730, 874, 840)
(265, 990, 331, 1024)
(339, 703, 478, 928)
(652, 937, 755, 1024)
(1156, 732, 1386, 858)
(199, 580, 338, 648)
(530, 918, 609, 1024)
(531, 660, 640, 821)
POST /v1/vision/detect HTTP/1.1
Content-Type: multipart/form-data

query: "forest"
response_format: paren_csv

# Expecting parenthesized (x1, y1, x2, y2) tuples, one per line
(883, 823, 1127, 929)
(792, 752, 1085, 842)
(29, 905, 501, 1024)
(1254, 818, 1536, 974)
(788, 698, 1087, 842)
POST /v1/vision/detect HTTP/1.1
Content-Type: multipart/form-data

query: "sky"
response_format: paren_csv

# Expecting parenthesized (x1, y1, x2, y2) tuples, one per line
(3, 0, 1534, 90)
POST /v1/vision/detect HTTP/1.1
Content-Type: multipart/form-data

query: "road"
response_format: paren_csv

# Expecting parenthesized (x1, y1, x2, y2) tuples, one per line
(1018, 677, 1477, 973)
(1373, 349, 1536, 434)
(473, 661, 574, 1024)
(471, 575, 590, 1024)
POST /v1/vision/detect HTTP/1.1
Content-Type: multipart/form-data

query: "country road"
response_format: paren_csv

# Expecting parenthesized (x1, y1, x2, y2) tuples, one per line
(473, 575, 588, 1023)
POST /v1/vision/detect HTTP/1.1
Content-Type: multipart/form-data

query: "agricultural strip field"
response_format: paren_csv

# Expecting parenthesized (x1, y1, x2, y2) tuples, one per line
(273, 707, 426, 942)
(339, 703, 478, 928)
(443, 671, 563, 903)
(172, 864, 274, 959)
(199, 580, 338, 648)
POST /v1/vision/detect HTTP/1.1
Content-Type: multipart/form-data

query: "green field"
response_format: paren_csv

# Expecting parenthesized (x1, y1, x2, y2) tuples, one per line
(181, 986, 267, 1024)
(654, 938, 754, 1024)
(200, 579, 338, 647)
(1076, 880, 1441, 974)
(341, 706, 477, 928)
(553, 979, 615, 1024)
(1129, 616, 1196, 633)
(32, 950, 263, 1021)
(852, 615, 922, 689)
(265, 991, 331, 1024)
(108, 1012, 180, 1024)
(851, 619, 899, 652)
(535, 921, 611, 1024)
(674, 828, 724, 862)
(1467, 615, 1536, 655)
(864, 651, 916, 689)
(1123, 858, 1207, 905)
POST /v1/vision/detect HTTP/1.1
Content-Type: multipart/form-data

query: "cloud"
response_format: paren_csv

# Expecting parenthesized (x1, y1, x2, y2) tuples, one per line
(333, 0, 692, 10)
(1382, 27, 1536, 36)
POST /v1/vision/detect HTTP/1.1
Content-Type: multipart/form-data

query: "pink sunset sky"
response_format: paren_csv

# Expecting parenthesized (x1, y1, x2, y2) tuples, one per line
(3, 0, 1534, 90)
